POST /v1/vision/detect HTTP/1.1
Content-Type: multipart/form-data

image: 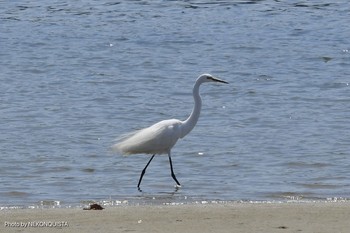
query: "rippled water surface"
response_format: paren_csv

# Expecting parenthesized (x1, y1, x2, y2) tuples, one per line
(1, 1, 350, 207)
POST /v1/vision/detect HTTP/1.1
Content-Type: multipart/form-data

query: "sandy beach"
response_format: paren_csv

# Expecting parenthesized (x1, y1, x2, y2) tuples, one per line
(1, 202, 349, 233)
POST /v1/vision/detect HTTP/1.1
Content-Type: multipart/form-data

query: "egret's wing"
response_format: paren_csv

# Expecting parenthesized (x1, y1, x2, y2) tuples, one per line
(112, 119, 182, 155)
(112, 125, 168, 155)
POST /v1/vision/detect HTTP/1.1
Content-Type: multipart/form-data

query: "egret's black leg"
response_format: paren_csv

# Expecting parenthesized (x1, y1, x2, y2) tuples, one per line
(138, 154, 155, 190)
(168, 152, 181, 187)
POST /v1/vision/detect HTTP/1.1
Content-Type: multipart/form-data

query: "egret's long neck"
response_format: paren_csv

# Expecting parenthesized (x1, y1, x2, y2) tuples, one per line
(180, 81, 202, 138)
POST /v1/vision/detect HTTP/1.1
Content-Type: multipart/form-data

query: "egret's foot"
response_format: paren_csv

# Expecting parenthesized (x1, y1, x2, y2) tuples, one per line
(174, 184, 182, 189)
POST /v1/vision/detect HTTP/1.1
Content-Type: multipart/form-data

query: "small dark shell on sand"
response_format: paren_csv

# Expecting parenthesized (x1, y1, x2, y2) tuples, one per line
(83, 203, 104, 210)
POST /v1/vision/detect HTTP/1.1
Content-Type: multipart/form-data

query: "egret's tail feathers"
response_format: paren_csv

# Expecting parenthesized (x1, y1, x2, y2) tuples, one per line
(111, 130, 141, 155)
(111, 145, 130, 156)
(112, 129, 158, 155)
(112, 142, 134, 156)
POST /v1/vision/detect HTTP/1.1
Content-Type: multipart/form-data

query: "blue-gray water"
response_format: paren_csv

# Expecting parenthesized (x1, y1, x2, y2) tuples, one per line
(1, 1, 350, 208)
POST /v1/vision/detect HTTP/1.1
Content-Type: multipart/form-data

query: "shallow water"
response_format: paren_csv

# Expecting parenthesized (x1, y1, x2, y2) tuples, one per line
(1, 0, 350, 208)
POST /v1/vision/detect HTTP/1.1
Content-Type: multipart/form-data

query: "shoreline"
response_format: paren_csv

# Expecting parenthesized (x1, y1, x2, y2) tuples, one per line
(1, 202, 350, 233)
(1, 196, 348, 210)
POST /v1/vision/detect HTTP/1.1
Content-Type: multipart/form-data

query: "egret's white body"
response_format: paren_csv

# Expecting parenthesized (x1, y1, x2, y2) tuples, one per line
(112, 74, 228, 189)
(116, 119, 182, 155)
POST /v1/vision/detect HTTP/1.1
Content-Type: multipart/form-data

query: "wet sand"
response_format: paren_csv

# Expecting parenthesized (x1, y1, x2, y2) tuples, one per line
(1, 202, 349, 233)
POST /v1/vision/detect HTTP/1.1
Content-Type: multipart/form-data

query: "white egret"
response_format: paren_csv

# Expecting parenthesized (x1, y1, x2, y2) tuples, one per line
(112, 74, 228, 190)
